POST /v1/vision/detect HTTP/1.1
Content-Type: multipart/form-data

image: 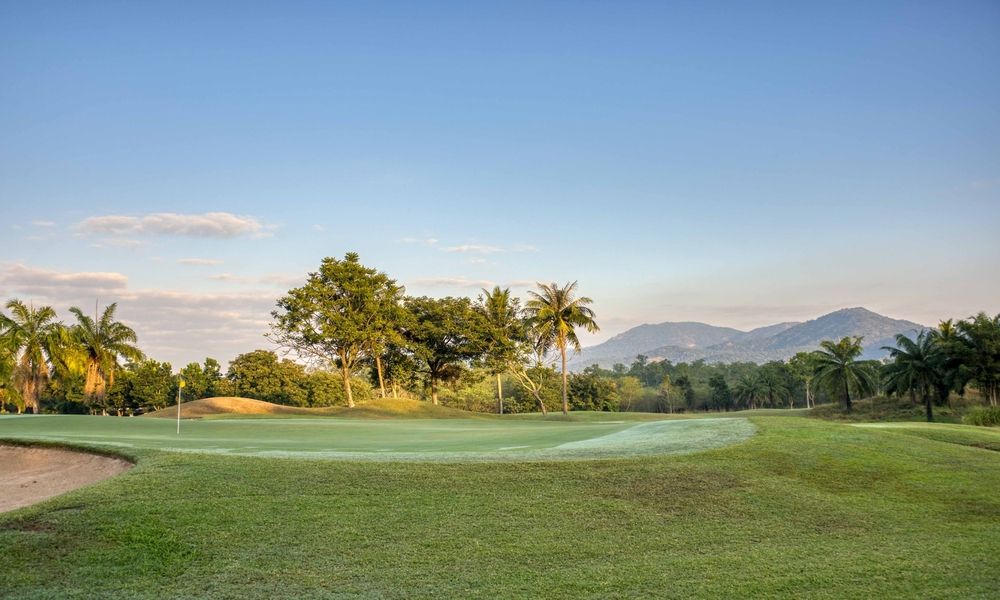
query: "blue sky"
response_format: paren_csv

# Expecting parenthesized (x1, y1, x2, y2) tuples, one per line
(2, 1, 999, 367)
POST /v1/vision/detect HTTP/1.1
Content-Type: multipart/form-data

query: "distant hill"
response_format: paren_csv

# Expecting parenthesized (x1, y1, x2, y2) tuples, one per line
(569, 307, 926, 370)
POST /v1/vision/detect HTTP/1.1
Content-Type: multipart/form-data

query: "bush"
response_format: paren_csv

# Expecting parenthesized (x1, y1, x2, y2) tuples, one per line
(963, 405, 1000, 427)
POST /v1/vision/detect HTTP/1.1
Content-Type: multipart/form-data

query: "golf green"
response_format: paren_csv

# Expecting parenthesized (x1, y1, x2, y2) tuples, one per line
(0, 414, 755, 461)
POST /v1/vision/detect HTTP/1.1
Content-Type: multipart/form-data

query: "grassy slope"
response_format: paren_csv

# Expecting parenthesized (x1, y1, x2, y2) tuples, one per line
(2, 417, 999, 599)
(855, 422, 1000, 452)
(808, 397, 970, 424)
(144, 397, 483, 420)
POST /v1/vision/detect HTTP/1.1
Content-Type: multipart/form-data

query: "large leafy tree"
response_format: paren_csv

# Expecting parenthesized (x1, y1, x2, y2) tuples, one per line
(787, 352, 818, 408)
(108, 359, 175, 414)
(811, 337, 876, 412)
(882, 331, 944, 422)
(68, 303, 144, 412)
(956, 312, 1000, 406)
(524, 281, 599, 416)
(178, 358, 225, 402)
(476, 286, 522, 414)
(0, 299, 61, 413)
(225, 350, 309, 406)
(403, 296, 485, 405)
(271, 253, 401, 408)
(504, 326, 555, 415)
(365, 281, 406, 399)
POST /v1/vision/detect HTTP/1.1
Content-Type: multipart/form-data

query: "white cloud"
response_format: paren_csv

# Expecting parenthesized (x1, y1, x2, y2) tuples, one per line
(0, 263, 129, 297)
(178, 258, 223, 266)
(90, 239, 145, 249)
(400, 237, 439, 246)
(210, 273, 303, 288)
(0, 262, 278, 368)
(443, 244, 505, 254)
(75, 212, 270, 239)
(31, 220, 56, 227)
(411, 277, 496, 289)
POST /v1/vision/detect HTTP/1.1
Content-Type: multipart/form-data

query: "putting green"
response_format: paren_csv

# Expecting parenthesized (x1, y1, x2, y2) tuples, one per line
(0, 414, 754, 462)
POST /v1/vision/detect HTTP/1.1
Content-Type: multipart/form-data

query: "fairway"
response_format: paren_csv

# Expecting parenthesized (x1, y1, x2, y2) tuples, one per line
(0, 414, 755, 461)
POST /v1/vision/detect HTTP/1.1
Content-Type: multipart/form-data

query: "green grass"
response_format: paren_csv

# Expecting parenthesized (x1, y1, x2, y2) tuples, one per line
(2, 415, 999, 598)
(808, 397, 967, 423)
(0, 414, 753, 461)
(855, 422, 1000, 452)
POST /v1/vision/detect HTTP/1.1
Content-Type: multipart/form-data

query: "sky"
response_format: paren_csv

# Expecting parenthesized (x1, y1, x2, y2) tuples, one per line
(1, 1, 999, 368)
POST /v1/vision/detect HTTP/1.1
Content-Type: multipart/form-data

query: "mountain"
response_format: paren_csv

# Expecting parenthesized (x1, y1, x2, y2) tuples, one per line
(569, 307, 926, 370)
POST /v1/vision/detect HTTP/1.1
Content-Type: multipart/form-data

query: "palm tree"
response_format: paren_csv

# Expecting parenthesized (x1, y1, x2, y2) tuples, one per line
(812, 337, 876, 413)
(0, 335, 22, 412)
(476, 286, 522, 414)
(882, 331, 943, 422)
(524, 282, 599, 416)
(69, 303, 144, 413)
(0, 299, 60, 413)
(956, 313, 1000, 406)
(733, 372, 766, 410)
(760, 365, 791, 408)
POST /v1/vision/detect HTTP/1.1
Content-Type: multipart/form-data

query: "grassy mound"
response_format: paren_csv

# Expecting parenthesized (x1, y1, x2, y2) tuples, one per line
(808, 396, 965, 423)
(143, 396, 479, 420)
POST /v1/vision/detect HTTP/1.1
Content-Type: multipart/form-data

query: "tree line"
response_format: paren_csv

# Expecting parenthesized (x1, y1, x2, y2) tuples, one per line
(2, 253, 997, 420)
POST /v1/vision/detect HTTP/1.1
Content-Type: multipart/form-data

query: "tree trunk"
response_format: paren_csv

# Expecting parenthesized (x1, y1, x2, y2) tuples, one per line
(340, 360, 354, 408)
(924, 389, 934, 422)
(560, 344, 568, 416)
(391, 382, 398, 399)
(843, 377, 852, 412)
(534, 390, 547, 415)
(375, 355, 387, 399)
(431, 376, 439, 405)
(496, 373, 503, 415)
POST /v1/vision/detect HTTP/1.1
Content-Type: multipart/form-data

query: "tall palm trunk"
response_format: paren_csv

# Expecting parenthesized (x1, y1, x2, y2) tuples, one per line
(924, 387, 934, 422)
(843, 377, 852, 412)
(496, 373, 503, 414)
(560, 342, 568, 416)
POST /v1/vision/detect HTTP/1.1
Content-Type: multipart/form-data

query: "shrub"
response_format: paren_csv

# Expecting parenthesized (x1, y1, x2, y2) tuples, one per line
(963, 405, 1000, 427)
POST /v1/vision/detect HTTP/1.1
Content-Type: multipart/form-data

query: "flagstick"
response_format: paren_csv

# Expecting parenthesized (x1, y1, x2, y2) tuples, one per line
(176, 379, 185, 434)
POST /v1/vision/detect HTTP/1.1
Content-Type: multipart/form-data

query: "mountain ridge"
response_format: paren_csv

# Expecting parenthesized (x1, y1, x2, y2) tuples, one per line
(570, 307, 926, 370)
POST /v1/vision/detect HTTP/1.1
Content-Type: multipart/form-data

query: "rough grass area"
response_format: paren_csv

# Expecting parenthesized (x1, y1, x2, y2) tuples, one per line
(808, 396, 968, 423)
(855, 422, 1000, 452)
(1, 416, 998, 598)
(144, 397, 480, 420)
(0, 414, 753, 462)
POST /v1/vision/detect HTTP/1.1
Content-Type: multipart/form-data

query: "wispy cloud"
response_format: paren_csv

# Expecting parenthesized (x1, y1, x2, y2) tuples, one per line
(75, 212, 271, 239)
(210, 273, 303, 288)
(411, 277, 495, 288)
(0, 262, 276, 367)
(31, 220, 56, 228)
(443, 244, 505, 254)
(0, 263, 129, 297)
(410, 277, 540, 290)
(400, 237, 439, 246)
(178, 258, 223, 266)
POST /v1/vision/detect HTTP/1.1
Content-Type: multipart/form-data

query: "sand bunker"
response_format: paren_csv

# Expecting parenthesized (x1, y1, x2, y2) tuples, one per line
(0, 445, 132, 513)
